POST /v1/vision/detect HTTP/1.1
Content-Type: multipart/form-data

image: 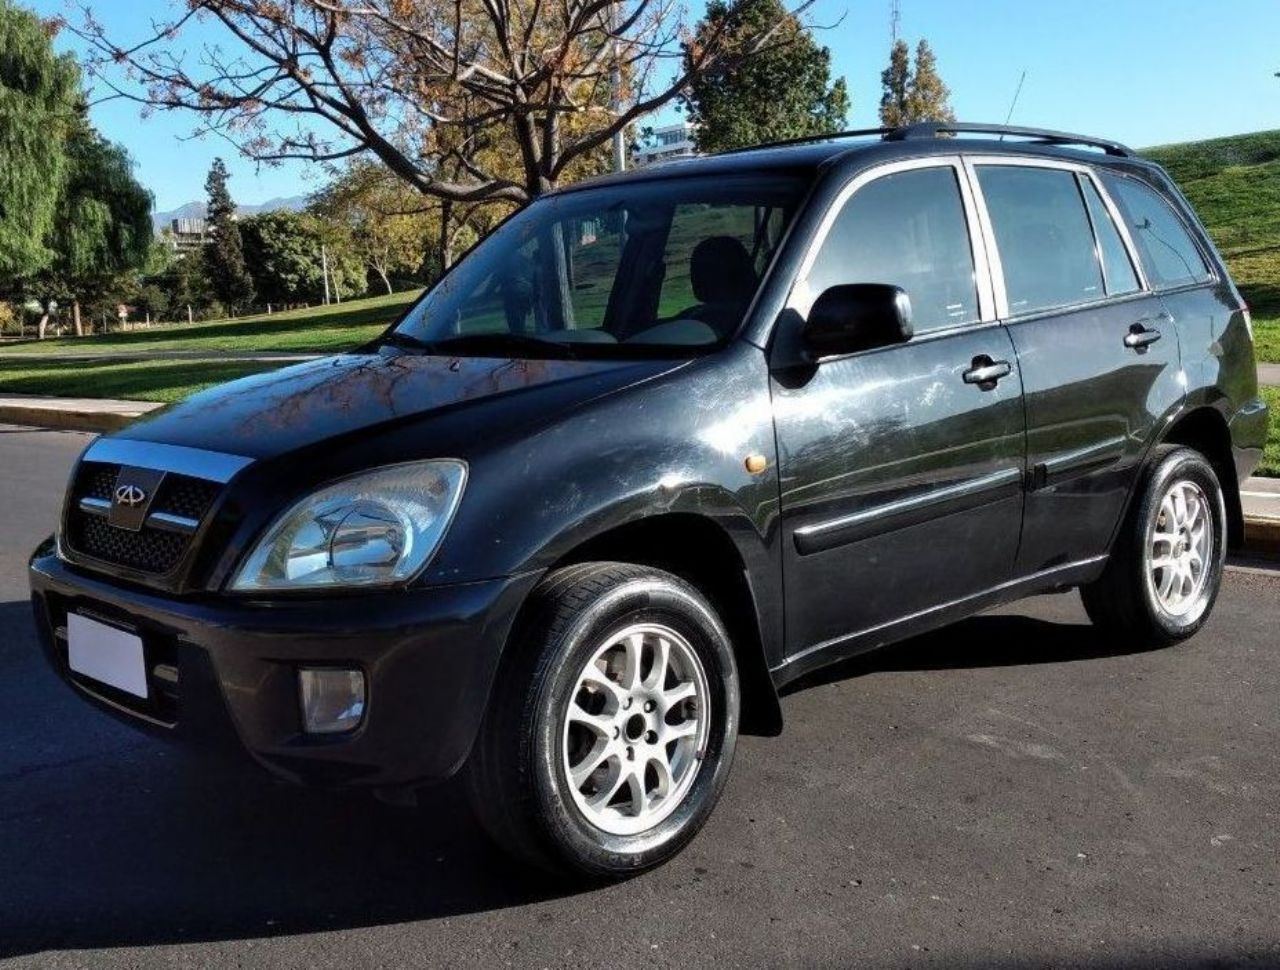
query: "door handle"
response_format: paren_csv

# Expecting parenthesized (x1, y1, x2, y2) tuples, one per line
(1124, 322, 1162, 350)
(962, 355, 1012, 390)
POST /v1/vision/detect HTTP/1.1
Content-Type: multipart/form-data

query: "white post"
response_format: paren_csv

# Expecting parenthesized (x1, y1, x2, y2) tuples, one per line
(321, 245, 332, 305)
(610, 1, 626, 173)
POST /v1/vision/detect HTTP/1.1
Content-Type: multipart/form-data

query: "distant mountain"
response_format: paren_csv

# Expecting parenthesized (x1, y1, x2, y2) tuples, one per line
(151, 194, 308, 230)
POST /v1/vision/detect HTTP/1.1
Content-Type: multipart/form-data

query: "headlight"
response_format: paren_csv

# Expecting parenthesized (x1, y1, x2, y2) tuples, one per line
(230, 460, 467, 591)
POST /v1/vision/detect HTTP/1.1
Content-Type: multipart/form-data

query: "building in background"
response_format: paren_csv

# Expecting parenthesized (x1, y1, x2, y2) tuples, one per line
(632, 123, 697, 168)
(164, 218, 209, 255)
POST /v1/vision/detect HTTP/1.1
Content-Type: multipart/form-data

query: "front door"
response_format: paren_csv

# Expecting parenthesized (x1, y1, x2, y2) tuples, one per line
(771, 160, 1027, 666)
(967, 160, 1185, 574)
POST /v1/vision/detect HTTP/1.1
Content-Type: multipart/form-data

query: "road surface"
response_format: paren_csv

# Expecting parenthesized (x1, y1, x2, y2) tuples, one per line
(1, 426, 1277, 968)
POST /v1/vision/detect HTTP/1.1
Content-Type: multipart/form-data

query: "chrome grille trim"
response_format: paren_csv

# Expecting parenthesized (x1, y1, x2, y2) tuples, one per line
(81, 438, 253, 484)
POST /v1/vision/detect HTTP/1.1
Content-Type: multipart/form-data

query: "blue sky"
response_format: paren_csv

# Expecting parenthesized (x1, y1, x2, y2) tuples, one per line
(30, 0, 1280, 211)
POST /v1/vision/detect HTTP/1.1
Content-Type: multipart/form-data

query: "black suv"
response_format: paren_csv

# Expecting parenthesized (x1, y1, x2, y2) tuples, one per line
(29, 122, 1270, 877)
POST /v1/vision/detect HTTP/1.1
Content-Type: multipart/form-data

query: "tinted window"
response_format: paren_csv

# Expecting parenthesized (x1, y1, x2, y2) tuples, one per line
(1081, 177, 1140, 295)
(395, 176, 803, 356)
(1103, 174, 1211, 287)
(657, 202, 789, 318)
(977, 166, 1104, 315)
(807, 167, 979, 333)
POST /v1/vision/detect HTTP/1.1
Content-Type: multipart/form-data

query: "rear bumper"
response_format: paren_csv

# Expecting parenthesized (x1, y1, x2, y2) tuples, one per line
(1230, 396, 1270, 483)
(28, 540, 539, 788)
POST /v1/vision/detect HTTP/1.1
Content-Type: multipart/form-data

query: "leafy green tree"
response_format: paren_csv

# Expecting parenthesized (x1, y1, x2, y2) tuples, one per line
(878, 38, 954, 127)
(878, 39, 911, 127)
(240, 210, 364, 306)
(203, 158, 255, 312)
(0, 0, 80, 282)
(19, 120, 153, 337)
(905, 40, 954, 124)
(310, 164, 437, 294)
(682, 0, 848, 153)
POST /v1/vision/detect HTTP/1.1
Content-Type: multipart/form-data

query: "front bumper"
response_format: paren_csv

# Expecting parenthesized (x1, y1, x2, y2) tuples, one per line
(29, 540, 540, 788)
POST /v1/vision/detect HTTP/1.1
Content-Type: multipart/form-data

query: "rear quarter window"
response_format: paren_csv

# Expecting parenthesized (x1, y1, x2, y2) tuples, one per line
(1101, 174, 1212, 288)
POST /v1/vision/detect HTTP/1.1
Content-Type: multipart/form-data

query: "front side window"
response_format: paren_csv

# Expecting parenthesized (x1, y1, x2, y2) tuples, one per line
(977, 166, 1104, 315)
(393, 176, 805, 358)
(1102, 174, 1211, 288)
(805, 166, 980, 333)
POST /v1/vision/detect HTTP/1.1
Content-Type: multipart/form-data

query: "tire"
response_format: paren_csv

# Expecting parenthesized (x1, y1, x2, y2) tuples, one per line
(465, 562, 740, 878)
(1081, 446, 1227, 645)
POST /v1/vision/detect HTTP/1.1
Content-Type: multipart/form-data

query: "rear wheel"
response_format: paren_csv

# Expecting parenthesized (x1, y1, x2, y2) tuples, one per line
(1081, 446, 1226, 644)
(466, 562, 740, 877)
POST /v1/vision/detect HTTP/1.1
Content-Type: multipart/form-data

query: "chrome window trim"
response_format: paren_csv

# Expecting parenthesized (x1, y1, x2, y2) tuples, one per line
(81, 438, 253, 483)
(1080, 169, 1151, 293)
(792, 156, 998, 325)
(962, 154, 1166, 321)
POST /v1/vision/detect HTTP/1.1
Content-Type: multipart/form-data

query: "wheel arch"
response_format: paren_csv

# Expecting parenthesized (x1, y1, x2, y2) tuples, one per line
(545, 513, 784, 736)
(1157, 405, 1244, 550)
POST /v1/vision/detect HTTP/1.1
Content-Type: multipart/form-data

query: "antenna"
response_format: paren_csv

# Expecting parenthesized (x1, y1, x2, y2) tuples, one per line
(889, 0, 901, 42)
(1000, 70, 1027, 137)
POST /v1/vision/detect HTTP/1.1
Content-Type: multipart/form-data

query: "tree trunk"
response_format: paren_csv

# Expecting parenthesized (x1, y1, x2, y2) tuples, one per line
(37, 313, 49, 339)
(73, 301, 83, 337)
(439, 199, 454, 275)
(374, 264, 393, 295)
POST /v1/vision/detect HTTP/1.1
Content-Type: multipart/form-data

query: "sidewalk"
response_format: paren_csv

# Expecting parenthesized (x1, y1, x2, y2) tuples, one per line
(1259, 362, 1280, 386)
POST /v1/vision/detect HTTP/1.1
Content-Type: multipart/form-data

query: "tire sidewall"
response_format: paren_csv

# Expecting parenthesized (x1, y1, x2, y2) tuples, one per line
(1134, 449, 1227, 638)
(528, 575, 740, 876)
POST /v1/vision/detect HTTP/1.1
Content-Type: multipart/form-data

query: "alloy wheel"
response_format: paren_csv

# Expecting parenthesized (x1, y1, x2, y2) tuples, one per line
(561, 623, 711, 836)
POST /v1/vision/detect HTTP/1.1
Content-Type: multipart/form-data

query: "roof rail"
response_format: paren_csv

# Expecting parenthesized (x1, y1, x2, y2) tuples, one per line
(885, 122, 1136, 157)
(717, 127, 893, 155)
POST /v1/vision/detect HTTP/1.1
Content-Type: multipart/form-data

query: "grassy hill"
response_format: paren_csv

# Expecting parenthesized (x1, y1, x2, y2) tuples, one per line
(1144, 130, 1280, 320)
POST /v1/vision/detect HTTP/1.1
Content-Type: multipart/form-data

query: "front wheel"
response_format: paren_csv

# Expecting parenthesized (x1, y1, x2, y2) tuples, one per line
(1081, 446, 1227, 644)
(466, 562, 740, 877)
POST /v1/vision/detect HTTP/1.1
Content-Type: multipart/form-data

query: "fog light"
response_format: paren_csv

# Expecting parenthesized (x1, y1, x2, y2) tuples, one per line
(298, 667, 366, 734)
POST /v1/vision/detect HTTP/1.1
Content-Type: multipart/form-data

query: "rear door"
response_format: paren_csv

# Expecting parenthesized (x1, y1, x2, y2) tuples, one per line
(966, 158, 1184, 574)
(771, 159, 1027, 664)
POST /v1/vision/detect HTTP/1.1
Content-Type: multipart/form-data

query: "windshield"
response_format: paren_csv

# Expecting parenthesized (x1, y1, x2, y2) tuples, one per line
(390, 175, 805, 358)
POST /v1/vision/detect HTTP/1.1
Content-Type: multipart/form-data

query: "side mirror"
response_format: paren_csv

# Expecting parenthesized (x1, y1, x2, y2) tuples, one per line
(802, 283, 913, 359)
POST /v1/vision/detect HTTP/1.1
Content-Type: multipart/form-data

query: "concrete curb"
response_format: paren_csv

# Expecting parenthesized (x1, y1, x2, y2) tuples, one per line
(1244, 516, 1280, 558)
(0, 402, 161, 434)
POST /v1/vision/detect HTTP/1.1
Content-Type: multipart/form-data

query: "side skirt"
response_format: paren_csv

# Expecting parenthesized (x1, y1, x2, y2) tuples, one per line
(770, 555, 1108, 690)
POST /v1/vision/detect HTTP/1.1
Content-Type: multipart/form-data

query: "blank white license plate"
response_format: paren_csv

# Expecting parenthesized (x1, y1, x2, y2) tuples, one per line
(67, 613, 148, 699)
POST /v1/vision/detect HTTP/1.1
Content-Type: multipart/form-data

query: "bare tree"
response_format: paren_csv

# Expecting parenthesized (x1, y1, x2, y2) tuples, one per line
(70, 0, 805, 206)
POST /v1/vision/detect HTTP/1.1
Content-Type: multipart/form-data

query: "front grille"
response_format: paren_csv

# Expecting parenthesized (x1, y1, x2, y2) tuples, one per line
(64, 461, 222, 576)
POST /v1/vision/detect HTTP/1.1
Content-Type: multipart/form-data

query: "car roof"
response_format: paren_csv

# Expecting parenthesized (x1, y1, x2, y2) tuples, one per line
(554, 122, 1161, 196)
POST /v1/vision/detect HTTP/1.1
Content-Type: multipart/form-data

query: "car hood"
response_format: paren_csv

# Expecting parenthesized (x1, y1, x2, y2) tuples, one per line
(114, 349, 679, 460)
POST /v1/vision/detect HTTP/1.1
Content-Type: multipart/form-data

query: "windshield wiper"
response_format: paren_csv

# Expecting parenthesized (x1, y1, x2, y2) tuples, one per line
(407, 331, 580, 359)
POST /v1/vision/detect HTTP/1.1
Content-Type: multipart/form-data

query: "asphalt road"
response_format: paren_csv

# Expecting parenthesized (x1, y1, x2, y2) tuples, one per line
(1, 425, 1278, 969)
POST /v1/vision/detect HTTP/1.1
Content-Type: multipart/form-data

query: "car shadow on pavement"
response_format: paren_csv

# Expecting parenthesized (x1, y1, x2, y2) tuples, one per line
(782, 605, 1169, 694)
(0, 599, 1169, 957)
(0, 600, 574, 958)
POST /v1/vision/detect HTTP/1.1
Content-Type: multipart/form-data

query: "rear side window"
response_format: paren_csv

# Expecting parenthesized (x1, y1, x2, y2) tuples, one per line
(806, 166, 980, 333)
(1102, 174, 1211, 288)
(976, 166, 1103, 315)
(1080, 177, 1140, 296)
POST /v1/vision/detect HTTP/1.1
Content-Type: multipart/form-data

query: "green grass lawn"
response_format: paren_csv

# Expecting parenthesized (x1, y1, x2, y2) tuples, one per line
(1145, 130, 1280, 360)
(1254, 315, 1280, 365)
(0, 358, 288, 404)
(1260, 386, 1280, 478)
(0, 289, 419, 356)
